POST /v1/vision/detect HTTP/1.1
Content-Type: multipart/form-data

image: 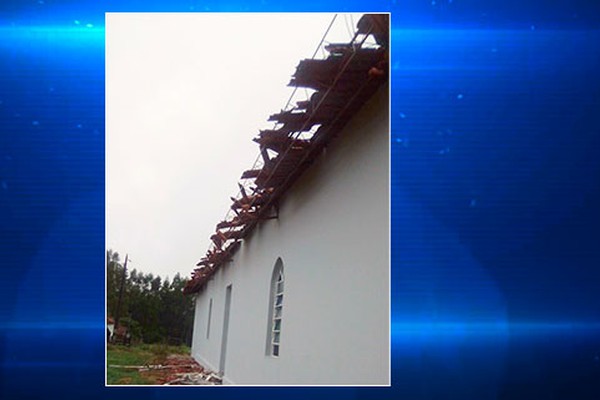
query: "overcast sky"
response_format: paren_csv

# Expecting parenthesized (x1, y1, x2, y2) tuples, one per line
(106, 13, 364, 280)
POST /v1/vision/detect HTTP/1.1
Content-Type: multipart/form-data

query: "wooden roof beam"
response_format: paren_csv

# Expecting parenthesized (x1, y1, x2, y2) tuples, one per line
(241, 169, 263, 179)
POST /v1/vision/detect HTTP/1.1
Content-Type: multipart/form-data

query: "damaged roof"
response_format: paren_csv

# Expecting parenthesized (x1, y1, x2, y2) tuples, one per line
(184, 14, 389, 295)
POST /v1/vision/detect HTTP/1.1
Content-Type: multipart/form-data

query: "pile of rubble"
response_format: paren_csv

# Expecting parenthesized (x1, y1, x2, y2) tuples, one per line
(159, 371, 222, 385)
(111, 354, 222, 385)
(152, 355, 222, 385)
(144, 355, 216, 385)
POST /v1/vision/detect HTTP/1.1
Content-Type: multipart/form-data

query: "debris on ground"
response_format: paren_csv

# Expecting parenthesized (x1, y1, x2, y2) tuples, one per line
(153, 354, 222, 385)
(111, 354, 222, 385)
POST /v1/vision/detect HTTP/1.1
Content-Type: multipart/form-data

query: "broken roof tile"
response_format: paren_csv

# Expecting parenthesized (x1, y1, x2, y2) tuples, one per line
(184, 14, 388, 295)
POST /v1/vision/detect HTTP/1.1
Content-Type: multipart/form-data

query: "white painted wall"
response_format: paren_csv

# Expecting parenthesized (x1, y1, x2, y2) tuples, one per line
(191, 84, 389, 385)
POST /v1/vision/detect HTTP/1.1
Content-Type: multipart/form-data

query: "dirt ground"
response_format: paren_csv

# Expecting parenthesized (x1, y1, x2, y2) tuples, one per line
(108, 351, 222, 385)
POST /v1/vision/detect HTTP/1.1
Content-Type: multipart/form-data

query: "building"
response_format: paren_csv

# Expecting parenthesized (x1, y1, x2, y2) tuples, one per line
(184, 14, 389, 385)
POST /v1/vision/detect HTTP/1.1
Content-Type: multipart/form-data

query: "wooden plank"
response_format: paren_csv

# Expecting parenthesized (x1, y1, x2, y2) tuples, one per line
(241, 169, 262, 179)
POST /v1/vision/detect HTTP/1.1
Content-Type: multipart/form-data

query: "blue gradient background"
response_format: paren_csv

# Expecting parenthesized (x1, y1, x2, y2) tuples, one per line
(1, 1, 600, 398)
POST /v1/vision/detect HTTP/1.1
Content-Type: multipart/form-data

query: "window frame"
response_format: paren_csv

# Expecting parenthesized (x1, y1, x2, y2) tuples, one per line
(206, 297, 213, 339)
(266, 258, 284, 357)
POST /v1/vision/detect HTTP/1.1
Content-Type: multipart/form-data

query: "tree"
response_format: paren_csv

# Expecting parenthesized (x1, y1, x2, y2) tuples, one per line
(106, 249, 195, 345)
(106, 250, 124, 318)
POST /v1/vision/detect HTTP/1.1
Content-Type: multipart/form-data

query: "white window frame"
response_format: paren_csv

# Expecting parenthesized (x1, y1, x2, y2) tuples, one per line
(266, 258, 284, 357)
(271, 270, 284, 357)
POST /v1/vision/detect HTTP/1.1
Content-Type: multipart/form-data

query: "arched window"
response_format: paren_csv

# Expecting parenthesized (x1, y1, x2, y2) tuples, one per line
(266, 258, 284, 357)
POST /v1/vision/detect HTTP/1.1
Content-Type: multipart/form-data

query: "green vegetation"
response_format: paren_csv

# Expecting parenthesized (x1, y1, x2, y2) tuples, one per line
(106, 343, 191, 385)
(107, 249, 195, 345)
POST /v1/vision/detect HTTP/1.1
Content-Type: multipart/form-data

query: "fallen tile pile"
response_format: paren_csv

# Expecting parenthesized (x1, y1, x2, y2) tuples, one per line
(153, 354, 222, 385)
(109, 354, 223, 385)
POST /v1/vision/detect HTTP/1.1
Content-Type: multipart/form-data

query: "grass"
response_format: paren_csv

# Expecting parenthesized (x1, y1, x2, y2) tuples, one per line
(106, 343, 191, 385)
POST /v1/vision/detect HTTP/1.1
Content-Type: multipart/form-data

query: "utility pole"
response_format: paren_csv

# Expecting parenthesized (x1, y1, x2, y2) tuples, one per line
(114, 253, 129, 333)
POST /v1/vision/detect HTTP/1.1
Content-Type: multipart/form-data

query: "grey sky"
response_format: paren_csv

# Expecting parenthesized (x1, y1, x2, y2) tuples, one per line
(106, 13, 364, 280)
